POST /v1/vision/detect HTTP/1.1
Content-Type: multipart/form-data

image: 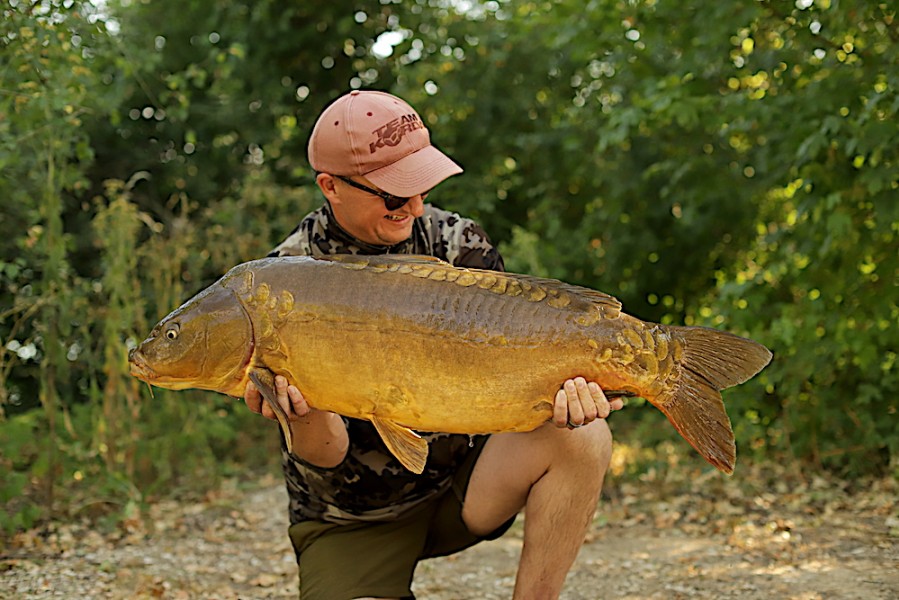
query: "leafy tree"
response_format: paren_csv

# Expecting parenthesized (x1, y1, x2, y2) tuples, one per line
(1, 0, 116, 524)
(708, 0, 899, 473)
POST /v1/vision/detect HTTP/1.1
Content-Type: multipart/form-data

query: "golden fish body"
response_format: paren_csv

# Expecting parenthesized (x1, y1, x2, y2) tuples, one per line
(129, 255, 772, 474)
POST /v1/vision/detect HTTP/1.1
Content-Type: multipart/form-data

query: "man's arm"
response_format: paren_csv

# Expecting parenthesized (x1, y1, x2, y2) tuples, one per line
(245, 376, 349, 467)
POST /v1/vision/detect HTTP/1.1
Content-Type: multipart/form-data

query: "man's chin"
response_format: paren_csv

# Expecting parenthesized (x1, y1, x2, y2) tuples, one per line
(376, 226, 413, 245)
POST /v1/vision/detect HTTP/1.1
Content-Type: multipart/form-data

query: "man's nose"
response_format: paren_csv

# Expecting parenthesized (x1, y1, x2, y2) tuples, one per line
(405, 194, 426, 218)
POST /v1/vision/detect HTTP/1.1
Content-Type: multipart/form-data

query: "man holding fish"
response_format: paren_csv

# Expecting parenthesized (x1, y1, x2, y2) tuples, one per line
(244, 90, 622, 599)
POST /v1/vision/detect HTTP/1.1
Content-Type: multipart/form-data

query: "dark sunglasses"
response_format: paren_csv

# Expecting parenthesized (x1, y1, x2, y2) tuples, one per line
(335, 175, 428, 211)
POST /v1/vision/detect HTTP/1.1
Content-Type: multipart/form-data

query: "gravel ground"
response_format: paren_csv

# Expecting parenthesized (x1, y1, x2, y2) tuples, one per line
(2, 473, 897, 599)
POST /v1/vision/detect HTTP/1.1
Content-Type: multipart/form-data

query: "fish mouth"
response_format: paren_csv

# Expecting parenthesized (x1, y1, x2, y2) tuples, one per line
(128, 349, 157, 382)
(128, 351, 194, 390)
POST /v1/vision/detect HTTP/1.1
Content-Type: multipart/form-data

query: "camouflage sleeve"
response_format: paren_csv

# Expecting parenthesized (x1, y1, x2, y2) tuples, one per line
(267, 209, 321, 257)
(424, 205, 505, 272)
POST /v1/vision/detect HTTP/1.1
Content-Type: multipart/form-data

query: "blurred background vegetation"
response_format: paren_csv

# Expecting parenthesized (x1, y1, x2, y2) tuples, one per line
(1, 0, 896, 536)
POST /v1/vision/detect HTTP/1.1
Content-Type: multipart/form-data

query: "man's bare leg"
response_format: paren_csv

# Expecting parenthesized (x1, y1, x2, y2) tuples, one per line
(462, 419, 613, 599)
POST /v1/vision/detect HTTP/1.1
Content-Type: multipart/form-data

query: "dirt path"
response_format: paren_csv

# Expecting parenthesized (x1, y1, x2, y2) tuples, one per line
(3, 472, 897, 599)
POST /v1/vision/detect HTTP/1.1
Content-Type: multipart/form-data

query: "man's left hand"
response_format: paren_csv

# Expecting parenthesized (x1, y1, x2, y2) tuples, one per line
(552, 377, 624, 429)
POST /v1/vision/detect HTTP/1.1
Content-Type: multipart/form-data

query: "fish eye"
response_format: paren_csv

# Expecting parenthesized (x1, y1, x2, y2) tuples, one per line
(165, 325, 180, 340)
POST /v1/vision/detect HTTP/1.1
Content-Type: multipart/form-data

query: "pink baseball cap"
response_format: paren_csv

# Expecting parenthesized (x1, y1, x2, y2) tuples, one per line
(308, 90, 463, 197)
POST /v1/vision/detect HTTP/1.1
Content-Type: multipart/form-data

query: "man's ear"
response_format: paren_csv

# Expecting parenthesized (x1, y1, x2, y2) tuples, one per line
(316, 173, 341, 205)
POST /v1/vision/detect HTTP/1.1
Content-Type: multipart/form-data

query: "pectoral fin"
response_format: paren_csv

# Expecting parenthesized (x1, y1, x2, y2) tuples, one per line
(371, 417, 428, 474)
(248, 368, 294, 455)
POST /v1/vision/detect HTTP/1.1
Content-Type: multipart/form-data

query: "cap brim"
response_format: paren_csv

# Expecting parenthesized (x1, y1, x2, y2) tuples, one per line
(364, 145, 463, 197)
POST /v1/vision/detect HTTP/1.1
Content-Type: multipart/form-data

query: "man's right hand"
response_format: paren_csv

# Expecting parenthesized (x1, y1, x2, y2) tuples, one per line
(243, 375, 350, 468)
(244, 375, 311, 422)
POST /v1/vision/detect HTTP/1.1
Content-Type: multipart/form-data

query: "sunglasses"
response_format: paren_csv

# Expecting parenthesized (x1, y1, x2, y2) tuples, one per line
(335, 175, 429, 211)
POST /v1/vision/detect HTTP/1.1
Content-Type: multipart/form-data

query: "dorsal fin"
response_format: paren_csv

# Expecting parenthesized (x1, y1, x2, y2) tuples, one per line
(478, 270, 622, 315)
(316, 254, 449, 266)
(315, 254, 622, 318)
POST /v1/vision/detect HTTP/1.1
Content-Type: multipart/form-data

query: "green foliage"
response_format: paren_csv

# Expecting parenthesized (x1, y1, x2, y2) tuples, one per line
(1, 0, 897, 536)
(88, 0, 400, 242)
(0, 1, 281, 535)
(696, 0, 899, 474)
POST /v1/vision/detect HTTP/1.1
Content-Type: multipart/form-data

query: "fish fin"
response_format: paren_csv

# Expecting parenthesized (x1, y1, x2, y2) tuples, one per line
(655, 370, 737, 474)
(321, 255, 621, 317)
(513, 274, 622, 311)
(468, 269, 623, 316)
(675, 327, 773, 390)
(654, 327, 772, 475)
(375, 254, 449, 265)
(248, 368, 294, 455)
(319, 254, 450, 266)
(370, 416, 429, 474)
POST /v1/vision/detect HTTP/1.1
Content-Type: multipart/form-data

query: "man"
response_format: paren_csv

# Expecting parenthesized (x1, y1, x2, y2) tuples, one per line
(244, 90, 623, 599)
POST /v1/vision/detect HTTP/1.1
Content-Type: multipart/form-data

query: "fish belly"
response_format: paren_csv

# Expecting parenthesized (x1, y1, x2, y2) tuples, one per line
(265, 315, 594, 433)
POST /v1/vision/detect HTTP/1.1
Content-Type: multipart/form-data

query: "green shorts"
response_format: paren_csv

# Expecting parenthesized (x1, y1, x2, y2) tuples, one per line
(287, 435, 516, 599)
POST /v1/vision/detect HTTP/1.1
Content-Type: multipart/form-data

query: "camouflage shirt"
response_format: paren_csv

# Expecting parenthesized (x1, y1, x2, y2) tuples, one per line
(269, 202, 505, 525)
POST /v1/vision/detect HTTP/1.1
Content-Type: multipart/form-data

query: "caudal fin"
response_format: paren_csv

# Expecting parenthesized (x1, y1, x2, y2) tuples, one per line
(654, 326, 772, 474)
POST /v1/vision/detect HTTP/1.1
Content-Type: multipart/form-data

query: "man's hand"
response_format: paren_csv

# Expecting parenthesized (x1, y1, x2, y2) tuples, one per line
(244, 376, 349, 467)
(552, 377, 624, 429)
(244, 375, 311, 422)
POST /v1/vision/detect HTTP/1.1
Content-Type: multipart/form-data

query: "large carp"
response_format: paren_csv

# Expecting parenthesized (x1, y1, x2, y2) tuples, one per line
(129, 254, 772, 474)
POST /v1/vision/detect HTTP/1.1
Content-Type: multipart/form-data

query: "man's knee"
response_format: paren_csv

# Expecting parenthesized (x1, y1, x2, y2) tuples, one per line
(588, 418, 614, 469)
(549, 418, 613, 474)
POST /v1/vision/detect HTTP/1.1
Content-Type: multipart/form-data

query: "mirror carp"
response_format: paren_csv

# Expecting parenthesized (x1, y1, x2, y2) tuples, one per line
(129, 254, 772, 475)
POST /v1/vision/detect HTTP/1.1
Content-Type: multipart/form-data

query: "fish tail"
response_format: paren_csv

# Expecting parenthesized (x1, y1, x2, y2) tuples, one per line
(653, 326, 772, 474)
